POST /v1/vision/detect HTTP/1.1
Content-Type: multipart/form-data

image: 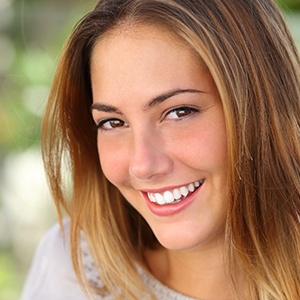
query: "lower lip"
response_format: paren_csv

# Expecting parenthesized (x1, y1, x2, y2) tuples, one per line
(143, 185, 203, 217)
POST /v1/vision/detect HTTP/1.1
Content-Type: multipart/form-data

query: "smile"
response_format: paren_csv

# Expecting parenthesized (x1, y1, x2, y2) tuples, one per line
(147, 180, 204, 205)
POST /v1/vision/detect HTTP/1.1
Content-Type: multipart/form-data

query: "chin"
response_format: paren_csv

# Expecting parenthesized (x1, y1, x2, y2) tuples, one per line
(150, 222, 226, 252)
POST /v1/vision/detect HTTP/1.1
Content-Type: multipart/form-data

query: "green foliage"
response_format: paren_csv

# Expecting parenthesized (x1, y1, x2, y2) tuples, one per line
(276, 0, 300, 11)
(0, 1, 94, 299)
(0, 1, 94, 154)
(0, 251, 22, 300)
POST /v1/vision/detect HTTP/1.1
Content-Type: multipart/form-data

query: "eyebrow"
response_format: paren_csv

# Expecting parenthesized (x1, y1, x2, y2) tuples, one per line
(90, 103, 122, 114)
(90, 88, 203, 113)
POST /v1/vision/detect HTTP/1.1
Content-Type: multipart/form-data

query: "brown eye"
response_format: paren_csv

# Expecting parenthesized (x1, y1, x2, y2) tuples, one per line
(166, 106, 198, 120)
(108, 120, 125, 128)
(97, 119, 127, 130)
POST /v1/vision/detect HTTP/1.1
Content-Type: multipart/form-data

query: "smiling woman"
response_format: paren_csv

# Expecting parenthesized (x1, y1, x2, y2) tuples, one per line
(21, 0, 300, 300)
(91, 27, 228, 257)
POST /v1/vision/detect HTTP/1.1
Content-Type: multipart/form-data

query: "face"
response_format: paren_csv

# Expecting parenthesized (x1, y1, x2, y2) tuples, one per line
(91, 25, 228, 252)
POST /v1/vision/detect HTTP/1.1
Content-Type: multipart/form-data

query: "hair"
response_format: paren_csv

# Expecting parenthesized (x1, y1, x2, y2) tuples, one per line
(41, 0, 300, 299)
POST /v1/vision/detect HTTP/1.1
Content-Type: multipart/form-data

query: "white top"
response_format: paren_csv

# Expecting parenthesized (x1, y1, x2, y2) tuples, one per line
(21, 220, 88, 300)
(21, 219, 198, 300)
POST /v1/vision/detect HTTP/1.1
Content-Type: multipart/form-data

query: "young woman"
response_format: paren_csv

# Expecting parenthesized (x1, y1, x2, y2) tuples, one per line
(21, 0, 300, 299)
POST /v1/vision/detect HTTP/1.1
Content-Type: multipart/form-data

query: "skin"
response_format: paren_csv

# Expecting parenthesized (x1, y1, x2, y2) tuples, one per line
(91, 25, 231, 299)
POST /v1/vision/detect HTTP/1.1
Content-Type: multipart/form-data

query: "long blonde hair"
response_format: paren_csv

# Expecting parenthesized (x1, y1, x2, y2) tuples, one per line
(42, 0, 300, 299)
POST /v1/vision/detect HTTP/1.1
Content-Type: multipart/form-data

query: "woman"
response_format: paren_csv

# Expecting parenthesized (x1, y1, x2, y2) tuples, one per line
(22, 0, 300, 299)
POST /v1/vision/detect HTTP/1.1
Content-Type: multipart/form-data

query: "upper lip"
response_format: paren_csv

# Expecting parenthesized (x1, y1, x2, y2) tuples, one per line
(139, 179, 204, 194)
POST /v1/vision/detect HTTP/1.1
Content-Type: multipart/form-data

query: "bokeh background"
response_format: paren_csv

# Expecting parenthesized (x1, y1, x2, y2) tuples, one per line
(0, 0, 299, 299)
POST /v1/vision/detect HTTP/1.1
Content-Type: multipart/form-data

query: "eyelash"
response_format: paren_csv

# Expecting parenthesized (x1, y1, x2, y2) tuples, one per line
(94, 106, 199, 131)
(164, 106, 199, 120)
(95, 118, 128, 131)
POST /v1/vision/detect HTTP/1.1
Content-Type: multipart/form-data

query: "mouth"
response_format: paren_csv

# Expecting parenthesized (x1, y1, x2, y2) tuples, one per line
(146, 179, 204, 206)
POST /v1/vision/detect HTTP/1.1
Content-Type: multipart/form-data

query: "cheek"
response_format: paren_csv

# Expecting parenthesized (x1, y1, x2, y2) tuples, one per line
(202, 128, 227, 167)
(97, 138, 130, 185)
(170, 122, 227, 172)
(201, 134, 227, 180)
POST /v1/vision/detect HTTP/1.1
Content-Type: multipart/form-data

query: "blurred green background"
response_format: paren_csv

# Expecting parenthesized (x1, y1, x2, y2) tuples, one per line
(0, 1, 299, 299)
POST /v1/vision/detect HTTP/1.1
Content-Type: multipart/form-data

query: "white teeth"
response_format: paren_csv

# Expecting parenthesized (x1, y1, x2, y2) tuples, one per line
(180, 186, 189, 197)
(173, 188, 181, 200)
(154, 193, 165, 205)
(164, 191, 174, 203)
(188, 183, 195, 192)
(147, 180, 204, 206)
(149, 193, 156, 202)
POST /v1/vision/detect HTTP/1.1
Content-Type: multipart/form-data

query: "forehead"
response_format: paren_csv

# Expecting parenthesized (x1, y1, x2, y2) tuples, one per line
(89, 23, 216, 108)
(90, 23, 205, 68)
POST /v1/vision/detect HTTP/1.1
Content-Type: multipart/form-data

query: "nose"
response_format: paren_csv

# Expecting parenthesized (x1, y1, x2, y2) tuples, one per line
(129, 130, 173, 180)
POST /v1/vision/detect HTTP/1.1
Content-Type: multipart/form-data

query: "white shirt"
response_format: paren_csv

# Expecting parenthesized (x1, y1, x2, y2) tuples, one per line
(21, 220, 88, 300)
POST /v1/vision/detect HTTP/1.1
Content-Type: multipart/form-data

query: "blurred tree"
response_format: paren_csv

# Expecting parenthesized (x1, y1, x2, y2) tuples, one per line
(0, 1, 94, 299)
(0, 0, 94, 154)
(276, 0, 300, 11)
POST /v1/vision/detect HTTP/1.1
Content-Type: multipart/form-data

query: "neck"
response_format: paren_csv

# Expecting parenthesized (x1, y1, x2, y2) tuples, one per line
(145, 237, 233, 299)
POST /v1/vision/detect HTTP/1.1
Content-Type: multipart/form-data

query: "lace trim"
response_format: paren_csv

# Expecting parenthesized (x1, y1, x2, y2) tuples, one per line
(80, 236, 114, 300)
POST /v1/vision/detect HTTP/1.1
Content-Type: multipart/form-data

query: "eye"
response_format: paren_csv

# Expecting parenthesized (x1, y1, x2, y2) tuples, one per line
(96, 118, 128, 131)
(165, 106, 199, 120)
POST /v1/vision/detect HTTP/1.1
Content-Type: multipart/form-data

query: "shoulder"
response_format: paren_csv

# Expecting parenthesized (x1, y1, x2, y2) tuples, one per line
(21, 219, 87, 300)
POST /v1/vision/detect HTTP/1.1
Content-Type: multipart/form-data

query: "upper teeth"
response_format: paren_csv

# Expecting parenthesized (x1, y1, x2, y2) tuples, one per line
(147, 180, 204, 205)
